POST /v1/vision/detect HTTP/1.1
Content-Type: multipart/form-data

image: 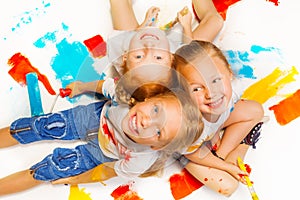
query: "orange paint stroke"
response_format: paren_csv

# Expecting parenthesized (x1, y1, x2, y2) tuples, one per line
(242, 66, 299, 104)
(269, 89, 300, 125)
(68, 185, 92, 200)
(169, 169, 204, 200)
(7, 52, 56, 95)
(111, 182, 143, 200)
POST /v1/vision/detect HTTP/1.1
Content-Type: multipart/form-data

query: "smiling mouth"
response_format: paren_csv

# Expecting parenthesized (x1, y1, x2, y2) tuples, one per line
(207, 97, 224, 109)
(129, 114, 139, 136)
(140, 33, 159, 40)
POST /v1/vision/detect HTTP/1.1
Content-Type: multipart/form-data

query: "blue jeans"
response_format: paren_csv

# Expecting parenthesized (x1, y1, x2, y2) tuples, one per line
(10, 101, 116, 181)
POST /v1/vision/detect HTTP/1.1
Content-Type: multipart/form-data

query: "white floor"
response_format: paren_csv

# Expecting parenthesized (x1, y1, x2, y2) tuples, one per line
(1, 0, 300, 199)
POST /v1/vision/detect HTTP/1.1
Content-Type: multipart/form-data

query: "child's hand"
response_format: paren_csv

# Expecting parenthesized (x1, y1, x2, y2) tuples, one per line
(226, 162, 249, 185)
(177, 7, 192, 30)
(140, 6, 160, 28)
(65, 81, 84, 98)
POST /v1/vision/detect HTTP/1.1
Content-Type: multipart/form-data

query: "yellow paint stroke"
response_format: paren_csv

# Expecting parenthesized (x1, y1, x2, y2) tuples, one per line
(269, 89, 300, 125)
(69, 185, 92, 200)
(242, 66, 299, 104)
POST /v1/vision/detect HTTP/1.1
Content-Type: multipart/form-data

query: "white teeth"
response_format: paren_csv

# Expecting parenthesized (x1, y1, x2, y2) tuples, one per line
(209, 98, 222, 107)
(132, 116, 137, 131)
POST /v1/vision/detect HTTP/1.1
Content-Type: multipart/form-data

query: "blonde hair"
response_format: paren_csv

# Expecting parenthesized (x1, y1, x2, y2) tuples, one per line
(174, 40, 233, 75)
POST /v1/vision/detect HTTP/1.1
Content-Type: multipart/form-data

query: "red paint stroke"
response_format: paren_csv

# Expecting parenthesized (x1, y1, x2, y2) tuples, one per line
(192, 0, 241, 21)
(83, 34, 107, 58)
(269, 89, 300, 125)
(7, 52, 56, 95)
(111, 182, 142, 200)
(169, 169, 204, 200)
(266, 0, 280, 6)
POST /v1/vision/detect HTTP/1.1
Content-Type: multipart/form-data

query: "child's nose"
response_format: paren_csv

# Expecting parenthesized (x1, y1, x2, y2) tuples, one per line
(141, 115, 152, 128)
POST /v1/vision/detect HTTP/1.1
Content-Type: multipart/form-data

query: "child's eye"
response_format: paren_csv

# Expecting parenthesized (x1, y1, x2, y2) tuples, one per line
(193, 87, 204, 92)
(135, 55, 143, 59)
(156, 129, 161, 137)
(212, 77, 222, 83)
(155, 56, 162, 60)
(154, 105, 159, 113)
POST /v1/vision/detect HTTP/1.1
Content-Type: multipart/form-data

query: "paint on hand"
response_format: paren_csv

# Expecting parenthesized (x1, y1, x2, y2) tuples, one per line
(269, 89, 300, 125)
(111, 181, 143, 200)
(68, 185, 92, 200)
(7, 52, 56, 95)
(242, 66, 299, 104)
(169, 169, 204, 200)
(83, 35, 107, 58)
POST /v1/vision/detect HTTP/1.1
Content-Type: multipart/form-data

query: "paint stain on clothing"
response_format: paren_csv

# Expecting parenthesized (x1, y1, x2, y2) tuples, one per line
(83, 35, 107, 58)
(242, 66, 299, 104)
(111, 182, 143, 200)
(7, 52, 56, 95)
(169, 169, 204, 200)
(269, 89, 300, 125)
(68, 185, 92, 200)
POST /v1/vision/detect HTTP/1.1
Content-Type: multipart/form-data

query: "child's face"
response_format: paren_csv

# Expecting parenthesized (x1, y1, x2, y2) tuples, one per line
(125, 27, 173, 71)
(121, 95, 182, 150)
(178, 56, 232, 121)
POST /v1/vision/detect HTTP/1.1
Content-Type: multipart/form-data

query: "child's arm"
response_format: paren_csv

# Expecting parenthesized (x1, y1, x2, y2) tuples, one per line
(65, 80, 105, 98)
(185, 147, 248, 183)
(51, 162, 117, 184)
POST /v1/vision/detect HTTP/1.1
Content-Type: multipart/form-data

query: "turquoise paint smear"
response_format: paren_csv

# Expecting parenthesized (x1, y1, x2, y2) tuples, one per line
(50, 38, 101, 88)
(34, 23, 69, 48)
(224, 50, 256, 79)
(251, 45, 277, 54)
(11, 1, 51, 32)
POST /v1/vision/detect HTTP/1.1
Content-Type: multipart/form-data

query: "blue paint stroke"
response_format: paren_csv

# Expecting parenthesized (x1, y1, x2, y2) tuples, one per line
(224, 50, 256, 79)
(50, 38, 101, 88)
(11, 1, 51, 32)
(251, 45, 276, 54)
(34, 23, 69, 48)
(26, 72, 44, 116)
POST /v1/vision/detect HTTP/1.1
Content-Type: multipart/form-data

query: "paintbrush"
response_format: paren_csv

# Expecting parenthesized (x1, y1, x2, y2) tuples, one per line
(160, 7, 188, 31)
(237, 157, 259, 200)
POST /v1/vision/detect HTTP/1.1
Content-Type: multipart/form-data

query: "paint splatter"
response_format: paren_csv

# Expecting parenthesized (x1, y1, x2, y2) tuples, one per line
(224, 50, 256, 79)
(68, 185, 92, 200)
(50, 38, 101, 87)
(169, 169, 204, 200)
(83, 35, 107, 58)
(266, 0, 280, 6)
(269, 89, 300, 125)
(7, 52, 56, 95)
(111, 182, 143, 200)
(242, 66, 299, 104)
(11, 1, 51, 32)
(34, 23, 70, 48)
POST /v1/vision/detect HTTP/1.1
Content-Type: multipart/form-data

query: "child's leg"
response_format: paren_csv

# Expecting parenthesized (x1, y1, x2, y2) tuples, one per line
(191, 0, 224, 42)
(0, 169, 42, 196)
(216, 100, 264, 160)
(110, 0, 139, 30)
(0, 127, 19, 147)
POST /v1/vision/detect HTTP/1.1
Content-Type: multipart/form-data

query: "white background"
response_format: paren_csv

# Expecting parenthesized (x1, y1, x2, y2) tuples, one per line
(0, 0, 300, 199)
